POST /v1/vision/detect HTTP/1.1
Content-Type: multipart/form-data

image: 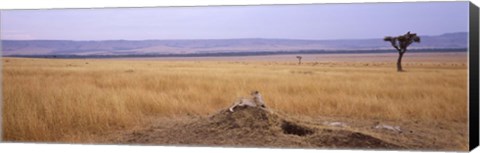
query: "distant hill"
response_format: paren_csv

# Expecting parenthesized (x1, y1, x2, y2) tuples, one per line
(1, 32, 467, 56)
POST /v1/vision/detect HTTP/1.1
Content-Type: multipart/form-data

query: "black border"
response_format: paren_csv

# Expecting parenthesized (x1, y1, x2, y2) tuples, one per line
(469, 2, 479, 151)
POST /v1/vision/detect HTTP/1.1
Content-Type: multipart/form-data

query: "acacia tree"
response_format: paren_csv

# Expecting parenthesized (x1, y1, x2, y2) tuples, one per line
(384, 31, 421, 72)
(296, 56, 302, 65)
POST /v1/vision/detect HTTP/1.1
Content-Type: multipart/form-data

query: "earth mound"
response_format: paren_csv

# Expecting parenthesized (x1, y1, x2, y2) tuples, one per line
(120, 107, 402, 149)
(208, 107, 314, 137)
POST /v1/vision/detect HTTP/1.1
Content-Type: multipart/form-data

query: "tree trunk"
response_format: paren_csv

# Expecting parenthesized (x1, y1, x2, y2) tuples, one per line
(397, 51, 405, 72)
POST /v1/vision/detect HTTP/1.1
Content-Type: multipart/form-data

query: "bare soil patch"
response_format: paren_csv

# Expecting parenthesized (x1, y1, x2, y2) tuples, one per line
(106, 107, 406, 149)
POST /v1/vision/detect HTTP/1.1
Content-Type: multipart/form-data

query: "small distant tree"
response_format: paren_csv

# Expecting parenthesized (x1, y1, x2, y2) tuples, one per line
(296, 56, 302, 65)
(384, 31, 421, 72)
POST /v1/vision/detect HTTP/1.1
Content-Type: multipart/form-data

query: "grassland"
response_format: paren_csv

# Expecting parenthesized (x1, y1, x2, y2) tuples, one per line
(1, 53, 468, 144)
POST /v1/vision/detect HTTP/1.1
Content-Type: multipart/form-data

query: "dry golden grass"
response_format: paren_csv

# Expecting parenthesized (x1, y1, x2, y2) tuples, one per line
(2, 55, 468, 142)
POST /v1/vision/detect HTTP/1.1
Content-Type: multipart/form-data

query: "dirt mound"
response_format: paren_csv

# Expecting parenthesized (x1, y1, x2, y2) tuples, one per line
(118, 107, 402, 149)
(207, 107, 319, 138)
(209, 107, 282, 130)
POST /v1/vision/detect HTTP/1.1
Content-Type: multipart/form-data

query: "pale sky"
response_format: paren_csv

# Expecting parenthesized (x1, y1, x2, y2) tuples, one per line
(0, 1, 469, 40)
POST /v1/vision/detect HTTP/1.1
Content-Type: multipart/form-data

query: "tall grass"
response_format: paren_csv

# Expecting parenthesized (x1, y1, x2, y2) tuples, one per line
(2, 57, 467, 142)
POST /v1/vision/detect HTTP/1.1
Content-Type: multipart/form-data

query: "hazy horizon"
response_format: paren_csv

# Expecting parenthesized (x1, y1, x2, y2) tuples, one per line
(1, 2, 469, 41)
(0, 31, 469, 41)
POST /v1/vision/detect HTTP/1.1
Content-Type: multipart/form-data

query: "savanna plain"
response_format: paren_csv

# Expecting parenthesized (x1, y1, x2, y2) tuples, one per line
(2, 52, 469, 150)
